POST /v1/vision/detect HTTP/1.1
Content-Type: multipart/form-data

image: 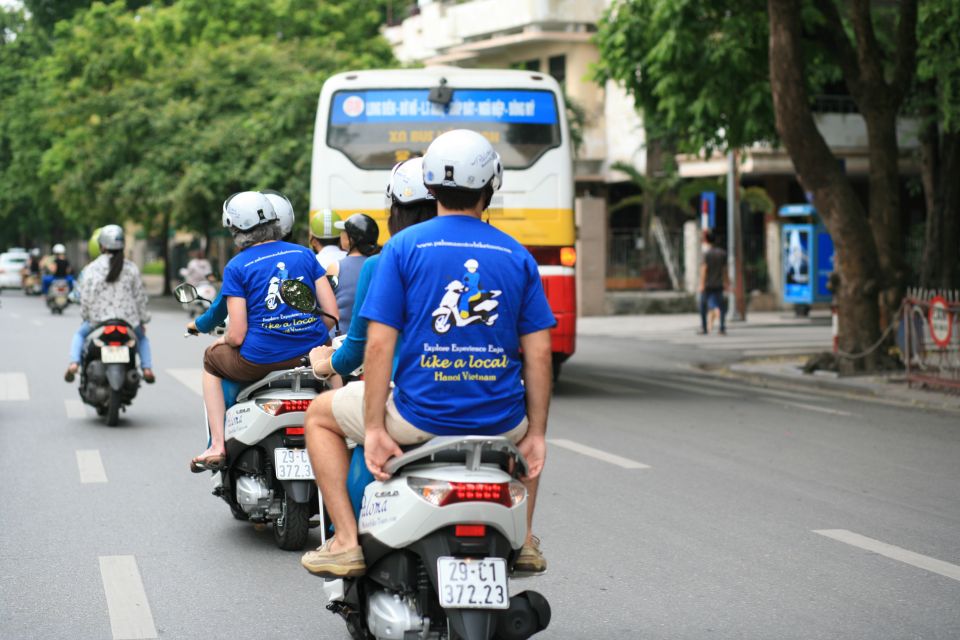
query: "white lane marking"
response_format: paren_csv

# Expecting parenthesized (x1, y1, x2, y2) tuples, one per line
(167, 368, 203, 396)
(8, 312, 21, 319)
(31, 319, 43, 327)
(632, 376, 733, 397)
(548, 438, 651, 469)
(76, 450, 108, 484)
(65, 399, 88, 419)
(676, 375, 821, 402)
(99, 556, 158, 639)
(813, 529, 960, 583)
(0, 372, 29, 401)
(767, 399, 854, 417)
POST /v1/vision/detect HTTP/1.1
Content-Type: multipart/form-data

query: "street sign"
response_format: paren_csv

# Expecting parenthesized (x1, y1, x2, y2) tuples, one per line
(700, 192, 716, 229)
(928, 296, 953, 348)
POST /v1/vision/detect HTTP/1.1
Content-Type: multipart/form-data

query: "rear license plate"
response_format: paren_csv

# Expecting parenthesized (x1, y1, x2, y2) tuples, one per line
(101, 346, 130, 364)
(274, 448, 314, 480)
(436, 557, 509, 609)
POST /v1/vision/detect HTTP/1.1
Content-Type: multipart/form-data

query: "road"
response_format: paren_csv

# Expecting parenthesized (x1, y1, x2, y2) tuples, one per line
(1, 290, 958, 639)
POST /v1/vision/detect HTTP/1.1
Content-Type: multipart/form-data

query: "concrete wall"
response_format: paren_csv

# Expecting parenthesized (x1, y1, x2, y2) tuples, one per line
(575, 196, 607, 316)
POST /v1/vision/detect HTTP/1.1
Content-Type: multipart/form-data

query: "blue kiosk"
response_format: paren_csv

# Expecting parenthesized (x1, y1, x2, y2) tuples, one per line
(779, 204, 834, 314)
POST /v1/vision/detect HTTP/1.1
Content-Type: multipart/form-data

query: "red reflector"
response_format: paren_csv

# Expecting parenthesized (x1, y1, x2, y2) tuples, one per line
(285, 427, 305, 435)
(277, 399, 312, 415)
(440, 482, 512, 508)
(455, 525, 487, 537)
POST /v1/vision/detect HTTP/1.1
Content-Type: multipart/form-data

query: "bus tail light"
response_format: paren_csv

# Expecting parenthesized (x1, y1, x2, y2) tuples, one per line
(528, 246, 576, 267)
(560, 247, 577, 267)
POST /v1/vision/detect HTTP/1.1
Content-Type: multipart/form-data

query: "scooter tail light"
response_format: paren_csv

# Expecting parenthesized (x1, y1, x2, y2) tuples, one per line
(408, 477, 454, 507)
(256, 399, 312, 416)
(455, 524, 487, 537)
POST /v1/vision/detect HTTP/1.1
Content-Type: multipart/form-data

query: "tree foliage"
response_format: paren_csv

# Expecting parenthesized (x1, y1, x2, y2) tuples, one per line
(0, 0, 396, 249)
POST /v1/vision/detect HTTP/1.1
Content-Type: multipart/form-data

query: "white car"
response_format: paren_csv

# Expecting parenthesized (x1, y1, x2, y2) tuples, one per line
(0, 252, 29, 289)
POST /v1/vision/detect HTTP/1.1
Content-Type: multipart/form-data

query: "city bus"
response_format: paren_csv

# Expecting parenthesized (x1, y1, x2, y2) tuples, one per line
(310, 67, 576, 377)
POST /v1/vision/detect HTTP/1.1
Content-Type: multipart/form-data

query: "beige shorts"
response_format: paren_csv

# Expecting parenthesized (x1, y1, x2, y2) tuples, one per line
(331, 381, 528, 445)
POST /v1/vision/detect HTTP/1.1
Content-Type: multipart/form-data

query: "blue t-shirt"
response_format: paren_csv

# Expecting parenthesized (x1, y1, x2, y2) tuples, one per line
(360, 215, 556, 435)
(221, 241, 329, 364)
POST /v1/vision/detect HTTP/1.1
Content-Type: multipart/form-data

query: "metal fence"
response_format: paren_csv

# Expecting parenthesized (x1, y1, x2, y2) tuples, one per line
(608, 228, 685, 290)
(901, 288, 960, 391)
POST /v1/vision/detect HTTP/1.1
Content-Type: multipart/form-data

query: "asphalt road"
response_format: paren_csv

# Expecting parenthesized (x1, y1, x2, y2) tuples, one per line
(1, 290, 958, 639)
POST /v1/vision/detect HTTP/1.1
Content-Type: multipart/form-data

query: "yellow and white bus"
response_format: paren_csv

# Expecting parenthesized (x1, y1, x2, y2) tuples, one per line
(311, 67, 576, 374)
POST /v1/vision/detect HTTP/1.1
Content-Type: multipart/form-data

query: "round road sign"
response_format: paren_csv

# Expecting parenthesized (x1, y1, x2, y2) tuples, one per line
(928, 296, 953, 348)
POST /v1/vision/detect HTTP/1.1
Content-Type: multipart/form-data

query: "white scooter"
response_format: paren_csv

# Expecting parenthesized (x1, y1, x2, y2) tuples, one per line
(279, 281, 550, 640)
(175, 282, 330, 550)
(431, 281, 501, 335)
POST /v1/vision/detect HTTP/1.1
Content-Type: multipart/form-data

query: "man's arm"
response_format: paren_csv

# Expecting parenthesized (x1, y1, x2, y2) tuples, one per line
(363, 320, 402, 480)
(518, 328, 552, 479)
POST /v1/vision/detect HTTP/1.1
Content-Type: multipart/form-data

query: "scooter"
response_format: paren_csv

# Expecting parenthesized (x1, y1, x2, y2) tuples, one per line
(46, 278, 71, 314)
(78, 320, 141, 426)
(278, 280, 550, 640)
(431, 282, 501, 335)
(176, 282, 330, 550)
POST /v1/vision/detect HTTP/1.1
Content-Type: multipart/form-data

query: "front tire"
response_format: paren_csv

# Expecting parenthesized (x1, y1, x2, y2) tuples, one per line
(105, 389, 121, 426)
(273, 491, 310, 550)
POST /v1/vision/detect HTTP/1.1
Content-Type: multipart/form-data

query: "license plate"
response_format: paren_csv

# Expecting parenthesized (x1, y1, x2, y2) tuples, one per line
(101, 346, 130, 364)
(436, 557, 509, 609)
(274, 448, 314, 480)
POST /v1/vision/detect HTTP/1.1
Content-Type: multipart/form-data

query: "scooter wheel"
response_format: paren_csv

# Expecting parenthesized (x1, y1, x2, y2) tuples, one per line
(432, 312, 453, 335)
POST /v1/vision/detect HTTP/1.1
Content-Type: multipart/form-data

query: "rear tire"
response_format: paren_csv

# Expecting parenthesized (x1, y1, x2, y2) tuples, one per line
(346, 613, 374, 640)
(106, 389, 121, 426)
(273, 491, 310, 550)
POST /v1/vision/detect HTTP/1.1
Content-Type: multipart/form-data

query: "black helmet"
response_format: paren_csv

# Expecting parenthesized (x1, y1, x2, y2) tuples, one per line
(335, 213, 379, 256)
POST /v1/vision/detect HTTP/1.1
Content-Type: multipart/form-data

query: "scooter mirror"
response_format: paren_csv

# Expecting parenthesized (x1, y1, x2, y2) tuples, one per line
(279, 279, 317, 314)
(174, 282, 199, 303)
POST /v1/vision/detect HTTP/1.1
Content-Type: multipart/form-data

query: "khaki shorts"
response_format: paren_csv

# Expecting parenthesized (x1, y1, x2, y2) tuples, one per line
(203, 342, 306, 383)
(331, 381, 528, 445)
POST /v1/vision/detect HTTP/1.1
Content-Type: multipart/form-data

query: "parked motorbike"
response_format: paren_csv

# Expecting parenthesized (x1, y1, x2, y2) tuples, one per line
(176, 282, 329, 550)
(78, 320, 141, 426)
(431, 281, 501, 335)
(279, 280, 550, 640)
(46, 278, 71, 314)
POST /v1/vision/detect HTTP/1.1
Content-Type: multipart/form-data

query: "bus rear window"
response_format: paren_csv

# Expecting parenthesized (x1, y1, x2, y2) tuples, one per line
(327, 88, 561, 170)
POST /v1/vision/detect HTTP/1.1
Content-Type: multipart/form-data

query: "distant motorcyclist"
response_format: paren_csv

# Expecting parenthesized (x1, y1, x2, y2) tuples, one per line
(309, 209, 347, 271)
(64, 225, 155, 384)
(42, 243, 75, 295)
(182, 250, 214, 287)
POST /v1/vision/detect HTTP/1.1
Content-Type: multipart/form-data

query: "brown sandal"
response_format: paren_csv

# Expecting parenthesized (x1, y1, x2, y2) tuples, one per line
(189, 454, 225, 473)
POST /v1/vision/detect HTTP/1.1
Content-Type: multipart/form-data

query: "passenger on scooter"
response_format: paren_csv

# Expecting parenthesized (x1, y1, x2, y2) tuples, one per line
(329, 213, 379, 336)
(187, 189, 296, 336)
(309, 209, 347, 271)
(300, 131, 555, 579)
(42, 243, 75, 295)
(189, 191, 338, 473)
(308, 158, 436, 378)
(64, 225, 155, 384)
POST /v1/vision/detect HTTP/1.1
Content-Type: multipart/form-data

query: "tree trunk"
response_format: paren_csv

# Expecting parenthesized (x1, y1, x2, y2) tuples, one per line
(643, 134, 666, 258)
(919, 115, 942, 288)
(863, 107, 906, 327)
(161, 211, 171, 296)
(768, 0, 882, 373)
(939, 132, 960, 288)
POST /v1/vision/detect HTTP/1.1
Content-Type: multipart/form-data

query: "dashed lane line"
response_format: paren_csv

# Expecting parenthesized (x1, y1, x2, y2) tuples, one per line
(673, 374, 822, 403)
(65, 399, 88, 419)
(167, 368, 203, 397)
(99, 555, 158, 639)
(548, 438, 651, 469)
(814, 529, 960, 583)
(76, 450, 107, 484)
(0, 372, 29, 401)
(766, 399, 855, 417)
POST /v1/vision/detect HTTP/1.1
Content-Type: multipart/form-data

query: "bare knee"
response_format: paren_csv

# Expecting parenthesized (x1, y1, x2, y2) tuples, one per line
(305, 389, 340, 434)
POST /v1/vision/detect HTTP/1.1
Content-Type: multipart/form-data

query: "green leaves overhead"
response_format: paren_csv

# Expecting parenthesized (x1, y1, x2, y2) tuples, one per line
(0, 0, 395, 247)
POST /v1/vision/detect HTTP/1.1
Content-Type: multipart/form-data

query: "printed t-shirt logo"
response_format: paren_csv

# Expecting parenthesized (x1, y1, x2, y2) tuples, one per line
(431, 258, 502, 335)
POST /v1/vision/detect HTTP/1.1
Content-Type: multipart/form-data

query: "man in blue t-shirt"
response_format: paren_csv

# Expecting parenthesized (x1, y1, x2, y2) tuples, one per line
(301, 130, 555, 579)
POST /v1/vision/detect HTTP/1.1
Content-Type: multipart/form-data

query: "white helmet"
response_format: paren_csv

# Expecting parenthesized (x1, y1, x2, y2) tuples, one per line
(387, 157, 434, 204)
(262, 190, 295, 236)
(222, 191, 277, 231)
(52, 243, 66, 254)
(423, 129, 502, 192)
(464, 259, 479, 271)
(98, 225, 125, 250)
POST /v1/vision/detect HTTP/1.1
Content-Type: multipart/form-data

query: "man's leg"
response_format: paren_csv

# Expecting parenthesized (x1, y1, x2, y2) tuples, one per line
(719, 291, 728, 333)
(699, 292, 708, 333)
(301, 385, 367, 578)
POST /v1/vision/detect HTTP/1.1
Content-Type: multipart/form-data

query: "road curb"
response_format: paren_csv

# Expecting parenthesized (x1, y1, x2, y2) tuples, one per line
(694, 360, 960, 415)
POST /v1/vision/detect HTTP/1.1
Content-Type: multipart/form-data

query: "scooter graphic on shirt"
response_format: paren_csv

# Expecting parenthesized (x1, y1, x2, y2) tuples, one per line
(265, 266, 303, 311)
(431, 279, 501, 334)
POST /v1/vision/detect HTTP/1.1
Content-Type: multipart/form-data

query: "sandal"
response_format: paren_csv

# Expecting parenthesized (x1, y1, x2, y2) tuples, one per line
(142, 369, 156, 384)
(189, 454, 225, 473)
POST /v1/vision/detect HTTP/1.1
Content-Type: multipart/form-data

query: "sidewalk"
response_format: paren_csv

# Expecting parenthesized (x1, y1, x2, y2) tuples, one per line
(578, 310, 831, 337)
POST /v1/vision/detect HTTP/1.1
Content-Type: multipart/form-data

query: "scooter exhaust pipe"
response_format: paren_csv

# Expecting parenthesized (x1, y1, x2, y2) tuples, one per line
(495, 590, 551, 640)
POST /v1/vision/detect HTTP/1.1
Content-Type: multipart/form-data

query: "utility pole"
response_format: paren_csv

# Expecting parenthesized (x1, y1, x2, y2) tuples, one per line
(726, 150, 746, 320)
